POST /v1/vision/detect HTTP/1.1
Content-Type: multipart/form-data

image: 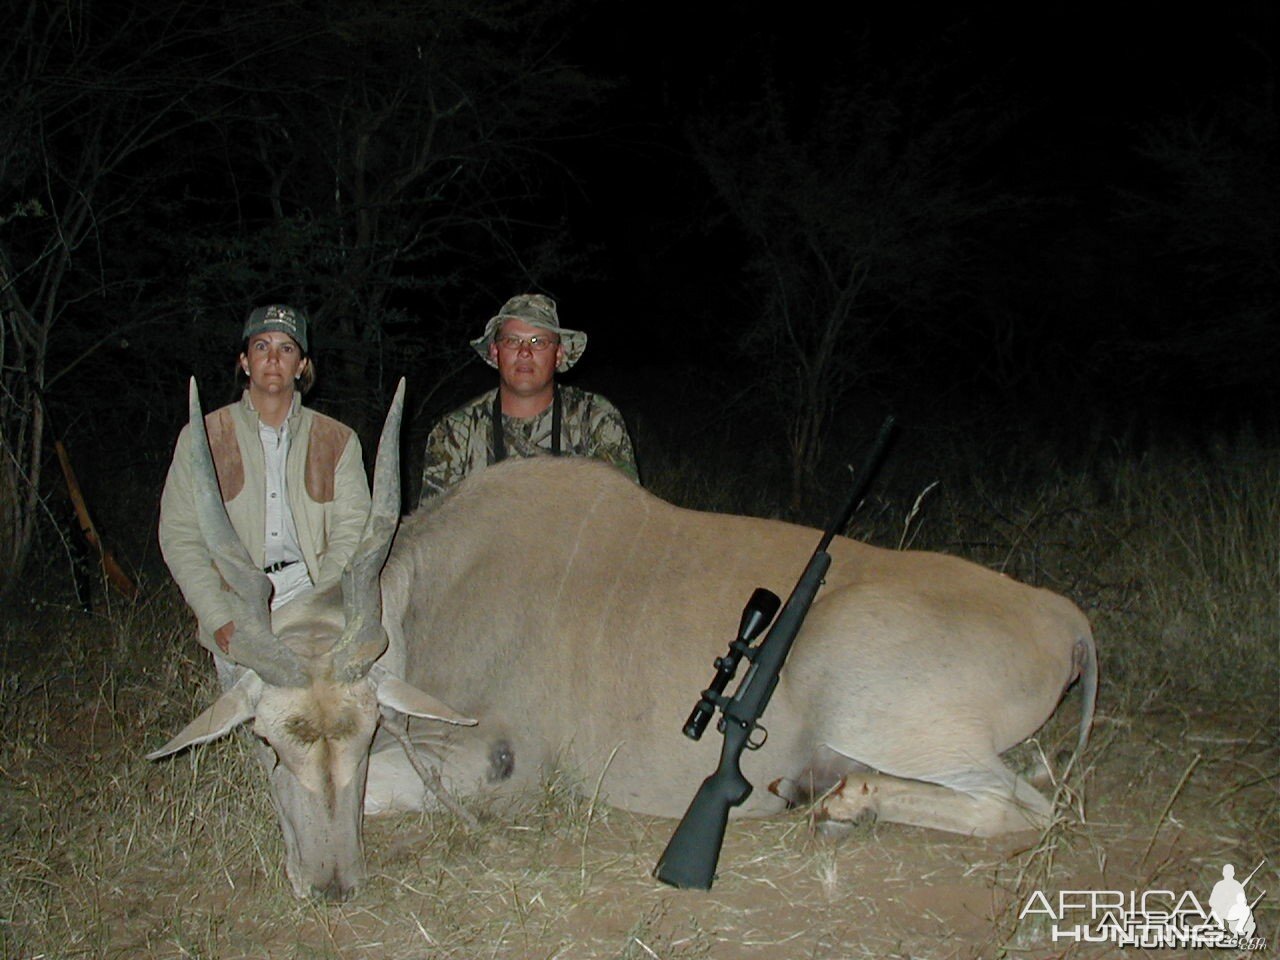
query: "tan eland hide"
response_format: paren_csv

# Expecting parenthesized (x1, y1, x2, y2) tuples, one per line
(371, 455, 1096, 837)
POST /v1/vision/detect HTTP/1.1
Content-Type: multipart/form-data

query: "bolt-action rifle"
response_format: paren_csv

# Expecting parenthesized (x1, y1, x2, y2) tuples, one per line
(653, 416, 896, 890)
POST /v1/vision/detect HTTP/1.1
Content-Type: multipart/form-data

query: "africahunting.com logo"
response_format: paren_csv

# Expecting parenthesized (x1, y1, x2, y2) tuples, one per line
(1021, 860, 1268, 950)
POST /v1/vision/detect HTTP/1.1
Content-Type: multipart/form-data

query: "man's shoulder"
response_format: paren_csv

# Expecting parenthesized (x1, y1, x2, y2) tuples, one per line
(435, 389, 499, 428)
(559, 384, 622, 416)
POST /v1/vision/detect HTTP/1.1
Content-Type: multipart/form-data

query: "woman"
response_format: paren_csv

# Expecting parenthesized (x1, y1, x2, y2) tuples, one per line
(158, 304, 371, 661)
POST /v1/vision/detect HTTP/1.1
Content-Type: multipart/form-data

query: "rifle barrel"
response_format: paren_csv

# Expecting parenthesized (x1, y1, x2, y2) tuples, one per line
(818, 415, 895, 552)
(1241, 858, 1266, 887)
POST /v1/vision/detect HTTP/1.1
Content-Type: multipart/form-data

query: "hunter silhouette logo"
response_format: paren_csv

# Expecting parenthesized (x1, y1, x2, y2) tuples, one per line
(1021, 859, 1268, 950)
(1208, 862, 1264, 939)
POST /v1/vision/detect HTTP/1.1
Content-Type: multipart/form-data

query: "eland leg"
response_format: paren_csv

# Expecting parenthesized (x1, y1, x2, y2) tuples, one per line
(816, 760, 1054, 837)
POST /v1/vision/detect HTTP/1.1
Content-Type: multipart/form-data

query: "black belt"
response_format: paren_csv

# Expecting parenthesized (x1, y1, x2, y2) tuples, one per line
(263, 560, 299, 574)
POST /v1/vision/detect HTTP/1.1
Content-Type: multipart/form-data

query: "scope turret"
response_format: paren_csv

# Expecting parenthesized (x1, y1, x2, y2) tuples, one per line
(681, 587, 781, 740)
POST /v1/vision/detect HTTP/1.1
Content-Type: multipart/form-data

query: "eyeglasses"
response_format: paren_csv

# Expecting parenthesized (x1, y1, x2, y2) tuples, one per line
(494, 334, 560, 352)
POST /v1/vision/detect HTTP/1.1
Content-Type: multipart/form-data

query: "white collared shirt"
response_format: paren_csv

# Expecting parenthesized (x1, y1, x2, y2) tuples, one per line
(258, 408, 312, 609)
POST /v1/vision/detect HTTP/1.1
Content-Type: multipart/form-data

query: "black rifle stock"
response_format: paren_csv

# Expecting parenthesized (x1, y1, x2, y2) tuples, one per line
(653, 415, 895, 890)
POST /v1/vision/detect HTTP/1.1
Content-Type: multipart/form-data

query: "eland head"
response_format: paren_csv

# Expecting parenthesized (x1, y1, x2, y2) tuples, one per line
(148, 378, 472, 900)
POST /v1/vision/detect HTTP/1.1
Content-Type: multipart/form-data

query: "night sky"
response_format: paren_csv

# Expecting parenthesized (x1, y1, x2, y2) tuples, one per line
(543, 3, 1278, 434)
(2, 0, 1277, 536)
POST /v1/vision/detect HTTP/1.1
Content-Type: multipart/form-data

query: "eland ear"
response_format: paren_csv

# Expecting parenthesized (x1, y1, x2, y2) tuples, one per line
(146, 673, 264, 759)
(375, 676, 476, 726)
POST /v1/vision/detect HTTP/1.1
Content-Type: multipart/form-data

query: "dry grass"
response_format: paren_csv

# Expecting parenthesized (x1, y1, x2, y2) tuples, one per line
(878, 429, 1279, 707)
(1, 433, 1275, 958)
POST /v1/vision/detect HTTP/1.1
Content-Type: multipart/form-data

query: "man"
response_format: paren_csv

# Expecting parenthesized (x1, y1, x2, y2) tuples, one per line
(419, 293, 637, 506)
(159, 304, 371, 669)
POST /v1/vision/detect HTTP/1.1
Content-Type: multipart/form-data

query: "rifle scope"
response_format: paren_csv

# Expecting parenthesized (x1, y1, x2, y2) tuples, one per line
(681, 587, 781, 740)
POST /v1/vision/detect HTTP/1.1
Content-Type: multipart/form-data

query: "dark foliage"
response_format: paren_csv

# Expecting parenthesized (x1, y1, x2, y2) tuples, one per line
(2, 0, 1276, 596)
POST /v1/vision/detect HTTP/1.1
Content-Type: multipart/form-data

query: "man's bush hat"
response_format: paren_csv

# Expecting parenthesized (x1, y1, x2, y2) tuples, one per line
(471, 293, 586, 373)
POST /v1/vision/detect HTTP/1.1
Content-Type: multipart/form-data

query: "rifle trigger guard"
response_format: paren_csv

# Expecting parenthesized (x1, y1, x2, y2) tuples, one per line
(746, 722, 768, 751)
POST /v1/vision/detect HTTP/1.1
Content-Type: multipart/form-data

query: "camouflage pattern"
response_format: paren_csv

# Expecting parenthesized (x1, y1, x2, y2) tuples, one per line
(469, 293, 587, 373)
(419, 385, 638, 506)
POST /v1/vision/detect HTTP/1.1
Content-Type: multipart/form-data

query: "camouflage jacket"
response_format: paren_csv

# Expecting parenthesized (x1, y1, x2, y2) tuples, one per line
(419, 385, 638, 506)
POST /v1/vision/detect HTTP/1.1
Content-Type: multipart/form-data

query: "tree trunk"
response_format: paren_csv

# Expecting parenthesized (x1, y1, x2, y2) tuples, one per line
(0, 376, 42, 598)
